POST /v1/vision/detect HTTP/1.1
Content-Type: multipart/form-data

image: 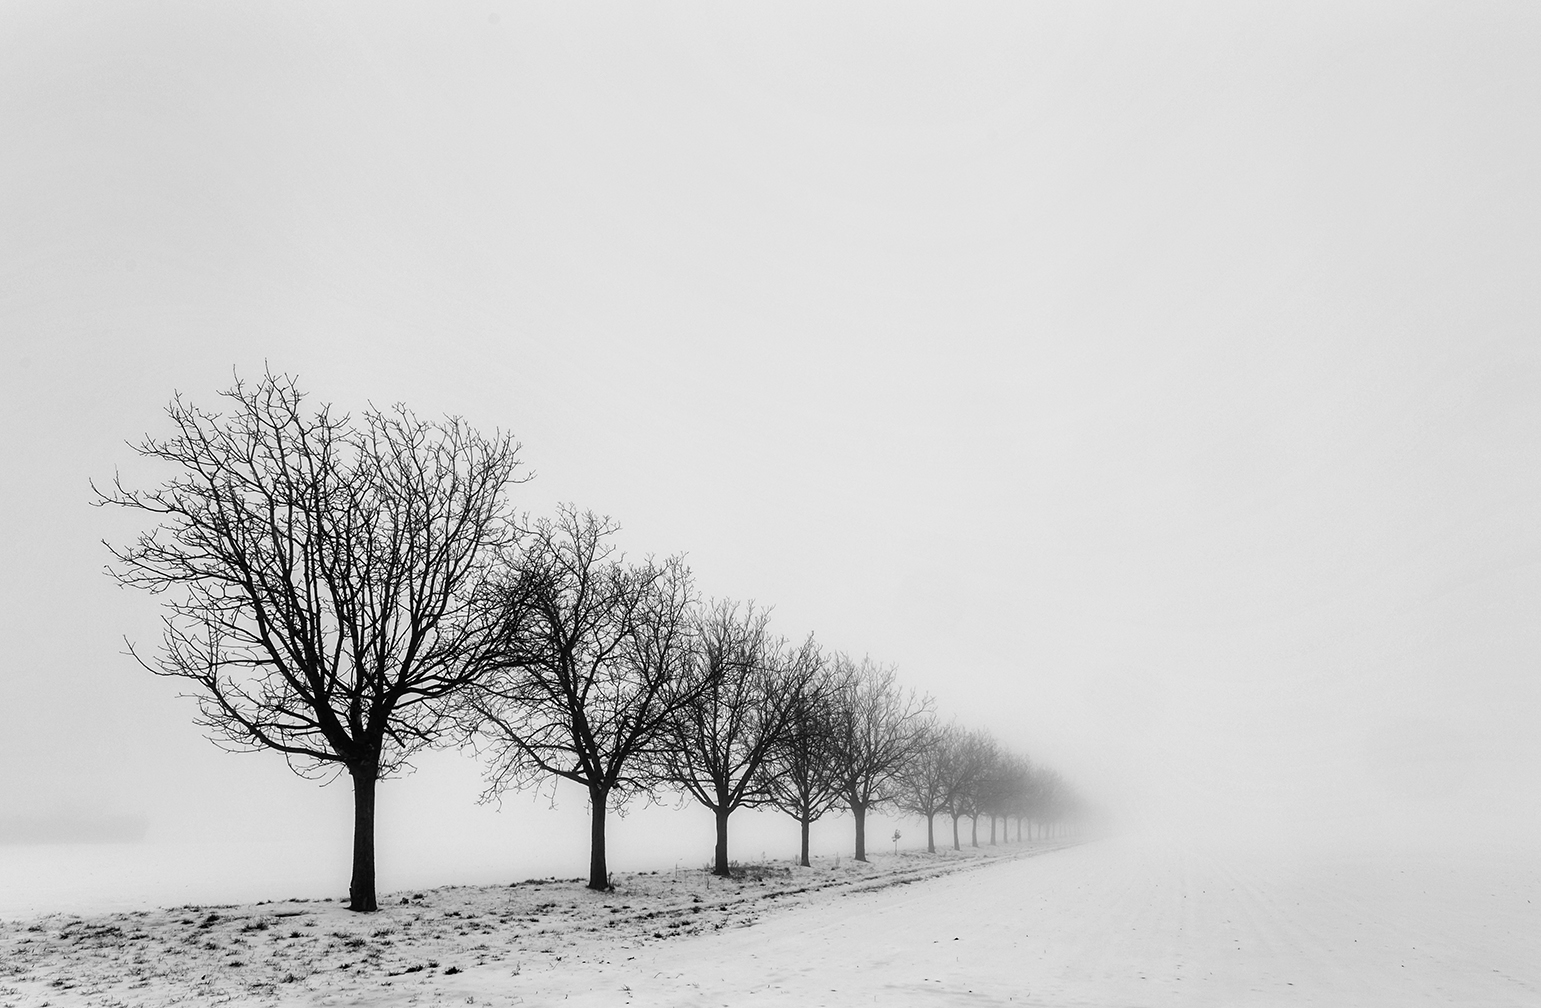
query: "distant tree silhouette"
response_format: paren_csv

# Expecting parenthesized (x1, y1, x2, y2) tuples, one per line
(1031, 766, 1080, 839)
(964, 733, 1002, 847)
(941, 728, 992, 851)
(997, 752, 1036, 843)
(977, 744, 1021, 846)
(468, 507, 698, 891)
(97, 372, 523, 912)
(662, 602, 819, 876)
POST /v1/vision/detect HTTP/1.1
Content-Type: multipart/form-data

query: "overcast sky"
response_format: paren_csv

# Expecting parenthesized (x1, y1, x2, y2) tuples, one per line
(2, 1, 1537, 894)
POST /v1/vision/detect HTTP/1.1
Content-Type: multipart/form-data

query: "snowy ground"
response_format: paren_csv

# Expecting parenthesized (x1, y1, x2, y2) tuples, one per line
(1, 835, 1535, 1007)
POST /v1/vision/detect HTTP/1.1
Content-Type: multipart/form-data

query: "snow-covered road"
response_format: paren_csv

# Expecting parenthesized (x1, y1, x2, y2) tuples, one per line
(489, 836, 1539, 1007)
(4, 836, 1533, 1006)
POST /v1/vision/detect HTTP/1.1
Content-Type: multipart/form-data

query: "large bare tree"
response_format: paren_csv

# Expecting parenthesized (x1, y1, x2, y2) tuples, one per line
(661, 602, 819, 876)
(470, 507, 697, 891)
(828, 656, 934, 861)
(97, 373, 523, 912)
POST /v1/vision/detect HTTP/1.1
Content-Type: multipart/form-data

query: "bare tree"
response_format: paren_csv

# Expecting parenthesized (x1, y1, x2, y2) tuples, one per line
(828, 656, 934, 861)
(978, 745, 1021, 846)
(661, 602, 819, 876)
(1032, 766, 1076, 839)
(469, 507, 696, 891)
(963, 732, 1001, 847)
(941, 728, 992, 851)
(97, 373, 522, 912)
(896, 717, 951, 853)
(993, 751, 1036, 843)
(762, 655, 846, 867)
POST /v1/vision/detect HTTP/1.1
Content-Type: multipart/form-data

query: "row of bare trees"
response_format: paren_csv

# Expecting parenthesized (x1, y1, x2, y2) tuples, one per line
(98, 374, 1082, 913)
(895, 725, 1084, 854)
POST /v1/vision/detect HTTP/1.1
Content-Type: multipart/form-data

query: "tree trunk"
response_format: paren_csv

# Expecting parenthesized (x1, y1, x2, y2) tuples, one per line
(925, 812, 935, 853)
(1016, 816, 1022, 843)
(852, 801, 868, 861)
(588, 786, 610, 891)
(799, 816, 811, 867)
(989, 815, 997, 845)
(713, 806, 732, 877)
(348, 767, 378, 913)
(951, 814, 961, 851)
(970, 815, 979, 848)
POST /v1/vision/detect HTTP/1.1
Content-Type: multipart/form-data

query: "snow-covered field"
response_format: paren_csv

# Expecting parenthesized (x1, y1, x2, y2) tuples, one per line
(2, 835, 1535, 1007)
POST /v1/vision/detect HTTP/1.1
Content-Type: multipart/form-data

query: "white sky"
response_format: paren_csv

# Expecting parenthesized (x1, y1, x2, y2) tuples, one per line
(1, 1, 1537, 885)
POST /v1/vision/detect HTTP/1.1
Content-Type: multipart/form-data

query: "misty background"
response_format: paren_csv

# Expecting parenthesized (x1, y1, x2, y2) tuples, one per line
(2, 2, 1537, 913)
